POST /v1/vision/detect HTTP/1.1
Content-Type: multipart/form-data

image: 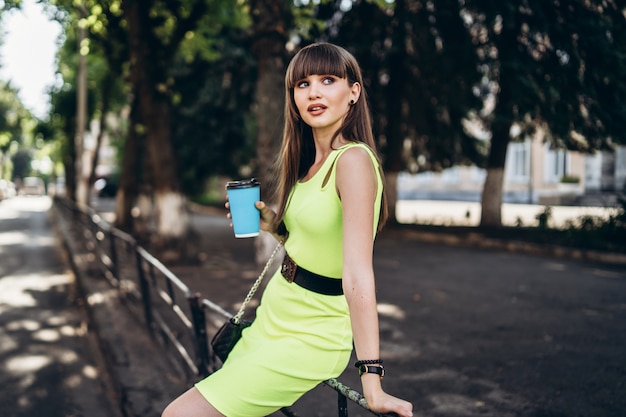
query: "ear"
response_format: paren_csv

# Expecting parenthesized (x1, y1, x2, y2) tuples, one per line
(350, 82, 361, 104)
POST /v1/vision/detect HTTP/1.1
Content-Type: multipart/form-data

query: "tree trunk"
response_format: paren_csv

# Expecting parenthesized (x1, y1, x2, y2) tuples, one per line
(123, 0, 198, 263)
(87, 73, 113, 204)
(479, 15, 518, 229)
(249, 0, 291, 264)
(480, 167, 505, 228)
(115, 98, 141, 233)
(63, 138, 77, 202)
(479, 115, 511, 228)
(384, 171, 399, 225)
(75, 20, 88, 206)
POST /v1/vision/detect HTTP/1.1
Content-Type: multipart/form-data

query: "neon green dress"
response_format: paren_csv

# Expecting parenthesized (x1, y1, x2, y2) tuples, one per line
(195, 143, 383, 416)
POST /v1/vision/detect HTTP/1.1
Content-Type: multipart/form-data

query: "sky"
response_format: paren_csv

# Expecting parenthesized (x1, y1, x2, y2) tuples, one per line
(0, 0, 62, 118)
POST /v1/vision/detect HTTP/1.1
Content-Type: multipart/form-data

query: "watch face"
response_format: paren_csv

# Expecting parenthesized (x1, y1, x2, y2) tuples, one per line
(359, 365, 384, 378)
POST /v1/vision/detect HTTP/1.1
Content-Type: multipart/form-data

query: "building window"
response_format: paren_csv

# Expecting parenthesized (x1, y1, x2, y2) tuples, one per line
(544, 145, 569, 183)
(507, 140, 530, 183)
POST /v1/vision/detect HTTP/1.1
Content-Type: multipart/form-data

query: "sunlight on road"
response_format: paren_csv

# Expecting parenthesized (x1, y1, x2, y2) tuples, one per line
(5, 354, 51, 374)
(0, 195, 51, 213)
(377, 302, 406, 320)
(0, 230, 56, 247)
(0, 274, 72, 311)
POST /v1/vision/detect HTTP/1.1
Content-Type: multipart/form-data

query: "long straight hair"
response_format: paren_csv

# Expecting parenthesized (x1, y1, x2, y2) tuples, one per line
(271, 42, 388, 234)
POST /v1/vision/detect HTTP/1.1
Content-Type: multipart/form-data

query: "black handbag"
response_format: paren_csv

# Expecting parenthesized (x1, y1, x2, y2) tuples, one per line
(211, 317, 253, 362)
(210, 242, 283, 362)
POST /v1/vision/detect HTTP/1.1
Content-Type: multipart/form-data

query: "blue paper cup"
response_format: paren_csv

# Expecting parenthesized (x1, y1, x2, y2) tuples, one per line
(226, 178, 261, 238)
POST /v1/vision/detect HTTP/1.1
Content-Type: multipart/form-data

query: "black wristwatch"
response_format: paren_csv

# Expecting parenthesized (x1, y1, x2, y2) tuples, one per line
(358, 364, 385, 379)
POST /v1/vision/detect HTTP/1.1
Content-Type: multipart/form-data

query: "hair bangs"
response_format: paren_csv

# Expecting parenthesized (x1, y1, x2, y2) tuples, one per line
(286, 44, 348, 88)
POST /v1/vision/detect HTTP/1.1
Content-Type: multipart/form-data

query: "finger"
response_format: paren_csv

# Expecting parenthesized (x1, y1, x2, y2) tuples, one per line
(225, 202, 230, 209)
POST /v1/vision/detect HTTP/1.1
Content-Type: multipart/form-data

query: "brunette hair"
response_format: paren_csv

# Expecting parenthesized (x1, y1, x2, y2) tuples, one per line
(272, 42, 388, 234)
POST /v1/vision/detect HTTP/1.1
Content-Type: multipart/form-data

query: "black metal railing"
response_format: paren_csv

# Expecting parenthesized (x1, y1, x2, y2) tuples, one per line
(53, 197, 396, 417)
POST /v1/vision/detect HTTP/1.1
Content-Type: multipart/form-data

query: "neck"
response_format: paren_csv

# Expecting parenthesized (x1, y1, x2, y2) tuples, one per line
(312, 131, 348, 163)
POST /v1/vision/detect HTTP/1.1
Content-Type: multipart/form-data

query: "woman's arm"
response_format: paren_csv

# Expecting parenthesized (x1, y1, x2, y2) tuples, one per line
(336, 147, 413, 417)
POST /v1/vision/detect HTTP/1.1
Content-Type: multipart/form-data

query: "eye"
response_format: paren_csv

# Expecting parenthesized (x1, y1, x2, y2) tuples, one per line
(296, 80, 309, 88)
(322, 76, 335, 85)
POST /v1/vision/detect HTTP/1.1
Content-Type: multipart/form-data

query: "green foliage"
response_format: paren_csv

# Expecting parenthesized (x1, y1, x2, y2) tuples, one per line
(538, 200, 626, 253)
(464, 0, 626, 151)
(177, 1, 250, 63)
(0, 81, 30, 151)
(171, 29, 257, 196)
(188, 176, 225, 206)
(0, 0, 21, 12)
(560, 175, 580, 184)
(535, 205, 552, 229)
(511, 198, 626, 252)
(422, 196, 626, 253)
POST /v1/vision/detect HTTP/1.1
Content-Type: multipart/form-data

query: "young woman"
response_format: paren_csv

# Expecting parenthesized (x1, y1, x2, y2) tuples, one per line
(162, 42, 413, 417)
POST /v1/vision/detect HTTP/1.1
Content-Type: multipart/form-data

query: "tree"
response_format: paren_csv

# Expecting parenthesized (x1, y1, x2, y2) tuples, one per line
(45, 2, 98, 202)
(118, 0, 212, 261)
(81, 3, 127, 204)
(118, 0, 257, 261)
(463, 0, 626, 227)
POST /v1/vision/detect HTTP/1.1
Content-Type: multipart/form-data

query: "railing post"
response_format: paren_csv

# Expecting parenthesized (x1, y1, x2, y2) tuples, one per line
(135, 250, 154, 330)
(189, 294, 210, 376)
(109, 231, 119, 283)
(338, 391, 348, 417)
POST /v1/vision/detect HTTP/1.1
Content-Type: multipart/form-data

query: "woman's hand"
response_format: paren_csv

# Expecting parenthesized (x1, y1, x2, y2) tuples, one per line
(225, 199, 283, 241)
(365, 387, 413, 417)
(360, 374, 413, 417)
(254, 201, 276, 233)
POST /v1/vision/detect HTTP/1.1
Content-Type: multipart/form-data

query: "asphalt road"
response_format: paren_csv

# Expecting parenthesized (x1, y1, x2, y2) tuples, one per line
(0, 196, 121, 417)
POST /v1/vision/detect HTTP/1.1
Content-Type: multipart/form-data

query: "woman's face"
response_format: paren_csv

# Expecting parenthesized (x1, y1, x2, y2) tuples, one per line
(293, 74, 360, 137)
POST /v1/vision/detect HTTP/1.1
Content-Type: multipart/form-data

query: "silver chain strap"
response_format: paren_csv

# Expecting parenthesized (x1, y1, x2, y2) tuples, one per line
(232, 241, 284, 324)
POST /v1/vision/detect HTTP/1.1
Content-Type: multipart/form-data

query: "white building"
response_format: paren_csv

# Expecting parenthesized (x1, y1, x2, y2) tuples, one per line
(399, 135, 626, 207)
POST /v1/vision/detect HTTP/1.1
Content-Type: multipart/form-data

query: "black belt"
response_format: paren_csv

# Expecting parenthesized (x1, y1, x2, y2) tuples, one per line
(281, 253, 343, 296)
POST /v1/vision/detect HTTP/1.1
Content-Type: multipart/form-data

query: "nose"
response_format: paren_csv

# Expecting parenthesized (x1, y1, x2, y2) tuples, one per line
(309, 80, 321, 99)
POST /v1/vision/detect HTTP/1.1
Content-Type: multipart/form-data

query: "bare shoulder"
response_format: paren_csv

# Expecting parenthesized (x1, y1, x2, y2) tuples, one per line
(336, 145, 375, 175)
(336, 145, 377, 191)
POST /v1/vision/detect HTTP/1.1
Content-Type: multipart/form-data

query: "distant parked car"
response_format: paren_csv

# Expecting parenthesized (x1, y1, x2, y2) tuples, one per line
(21, 177, 46, 196)
(0, 179, 17, 200)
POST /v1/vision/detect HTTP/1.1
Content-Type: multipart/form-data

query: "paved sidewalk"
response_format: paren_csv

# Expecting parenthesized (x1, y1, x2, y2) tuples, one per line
(0, 197, 122, 417)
